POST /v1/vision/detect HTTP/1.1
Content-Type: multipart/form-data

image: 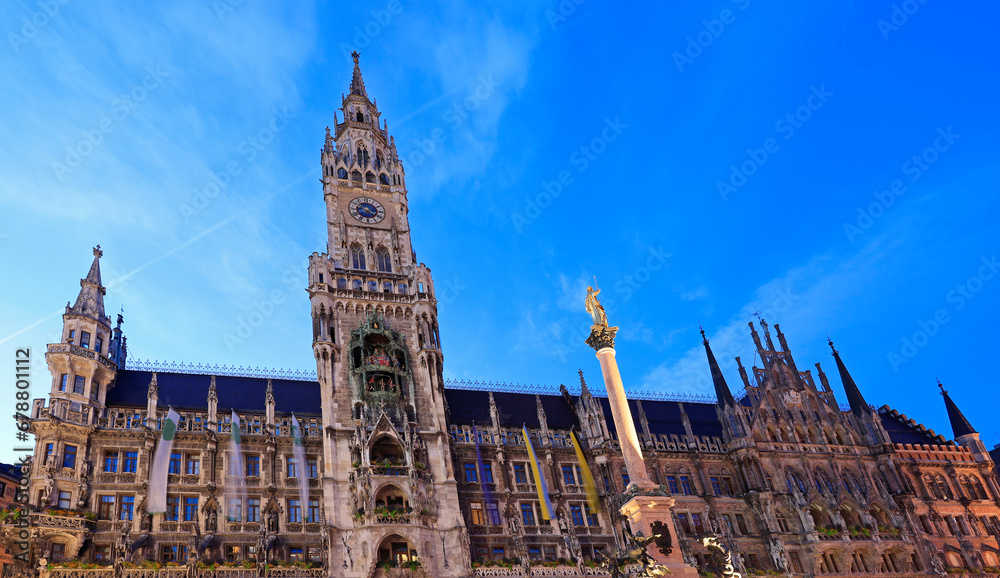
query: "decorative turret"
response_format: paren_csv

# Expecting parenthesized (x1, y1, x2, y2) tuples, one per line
(939, 382, 989, 460)
(45, 246, 120, 412)
(349, 51, 367, 97)
(701, 328, 735, 407)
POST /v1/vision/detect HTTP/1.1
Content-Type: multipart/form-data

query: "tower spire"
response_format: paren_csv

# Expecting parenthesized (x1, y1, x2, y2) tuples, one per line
(69, 245, 108, 321)
(828, 340, 870, 416)
(702, 327, 735, 407)
(939, 381, 977, 438)
(349, 51, 367, 97)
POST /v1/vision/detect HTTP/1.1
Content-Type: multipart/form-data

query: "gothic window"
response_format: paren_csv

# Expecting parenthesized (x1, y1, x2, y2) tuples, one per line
(379, 173, 390, 185)
(356, 109, 364, 122)
(376, 246, 392, 272)
(357, 146, 370, 168)
(972, 477, 988, 500)
(350, 244, 366, 270)
(352, 279, 362, 290)
(351, 170, 362, 182)
(934, 474, 953, 500)
(365, 171, 376, 183)
(375, 150, 384, 170)
(786, 469, 807, 495)
(337, 278, 347, 289)
(384, 282, 392, 293)
(338, 167, 348, 179)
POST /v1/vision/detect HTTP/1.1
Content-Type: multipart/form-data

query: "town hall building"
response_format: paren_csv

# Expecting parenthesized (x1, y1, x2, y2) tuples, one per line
(7, 56, 1000, 578)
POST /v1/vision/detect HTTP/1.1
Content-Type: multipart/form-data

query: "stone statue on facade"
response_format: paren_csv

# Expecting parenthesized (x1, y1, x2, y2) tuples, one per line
(206, 507, 217, 533)
(767, 538, 787, 572)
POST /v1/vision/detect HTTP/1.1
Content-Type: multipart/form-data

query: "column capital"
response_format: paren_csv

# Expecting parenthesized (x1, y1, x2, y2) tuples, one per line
(586, 325, 618, 351)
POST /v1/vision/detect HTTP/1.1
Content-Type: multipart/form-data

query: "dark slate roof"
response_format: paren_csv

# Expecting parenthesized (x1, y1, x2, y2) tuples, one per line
(878, 408, 943, 445)
(445, 388, 727, 440)
(443, 390, 578, 430)
(107, 370, 321, 415)
(0, 463, 23, 480)
(941, 389, 977, 438)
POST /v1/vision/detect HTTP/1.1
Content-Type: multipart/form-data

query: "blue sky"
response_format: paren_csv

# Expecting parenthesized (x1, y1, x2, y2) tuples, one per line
(1, 1, 998, 462)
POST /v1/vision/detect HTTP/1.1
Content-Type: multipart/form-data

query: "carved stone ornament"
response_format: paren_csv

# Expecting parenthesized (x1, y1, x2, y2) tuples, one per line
(586, 324, 619, 351)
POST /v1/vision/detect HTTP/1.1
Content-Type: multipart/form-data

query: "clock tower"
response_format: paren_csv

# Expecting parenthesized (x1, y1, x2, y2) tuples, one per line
(306, 53, 466, 576)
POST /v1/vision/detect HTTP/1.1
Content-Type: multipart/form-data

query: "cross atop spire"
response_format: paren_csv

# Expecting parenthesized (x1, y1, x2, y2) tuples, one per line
(349, 51, 367, 97)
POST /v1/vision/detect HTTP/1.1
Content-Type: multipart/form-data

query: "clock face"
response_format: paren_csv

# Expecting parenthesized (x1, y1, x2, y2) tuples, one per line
(348, 196, 386, 224)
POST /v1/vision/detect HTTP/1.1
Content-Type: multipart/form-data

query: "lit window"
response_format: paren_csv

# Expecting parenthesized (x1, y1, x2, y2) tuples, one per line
(470, 502, 485, 525)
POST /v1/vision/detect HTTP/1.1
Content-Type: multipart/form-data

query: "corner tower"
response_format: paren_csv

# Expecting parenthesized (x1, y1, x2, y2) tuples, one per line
(307, 54, 464, 577)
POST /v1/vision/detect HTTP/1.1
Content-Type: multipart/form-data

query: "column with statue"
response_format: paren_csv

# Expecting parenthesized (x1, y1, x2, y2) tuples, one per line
(584, 284, 699, 577)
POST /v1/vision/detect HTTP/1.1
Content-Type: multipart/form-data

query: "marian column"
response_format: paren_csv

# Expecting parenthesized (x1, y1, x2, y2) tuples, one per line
(585, 285, 698, 577)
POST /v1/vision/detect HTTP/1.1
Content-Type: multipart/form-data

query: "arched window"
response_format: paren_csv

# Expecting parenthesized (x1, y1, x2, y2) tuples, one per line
(375, 150, 384, 170)
(398, 283, 407, 294)
(337, 167, 348, 179)
(935, 475, 953, 500)
(352, 279, 362, 290)
(350, 245, 366, 270)
(365, 171, 376, 183)
(368, 281, 378, 292)
(337, 278, 347, 289)
(357, 146, 370, 168)
(384, 282, 392, 293)
(351, 170, 362, 182)
(356, 109, 364, 122)
(379, 173, 390, 185)
(376, 247, 392, 273)
(972, 477, 988, 500)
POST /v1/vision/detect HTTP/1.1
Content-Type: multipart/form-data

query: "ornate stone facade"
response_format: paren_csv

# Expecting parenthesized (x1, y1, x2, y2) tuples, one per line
(6, 56, 1000, 578)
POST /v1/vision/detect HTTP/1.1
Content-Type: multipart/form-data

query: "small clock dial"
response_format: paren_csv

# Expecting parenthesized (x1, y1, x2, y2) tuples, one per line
(348, 196, 386, 224)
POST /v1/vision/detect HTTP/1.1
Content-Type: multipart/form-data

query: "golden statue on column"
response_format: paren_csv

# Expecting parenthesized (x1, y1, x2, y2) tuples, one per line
(584, 280, 699, 577)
